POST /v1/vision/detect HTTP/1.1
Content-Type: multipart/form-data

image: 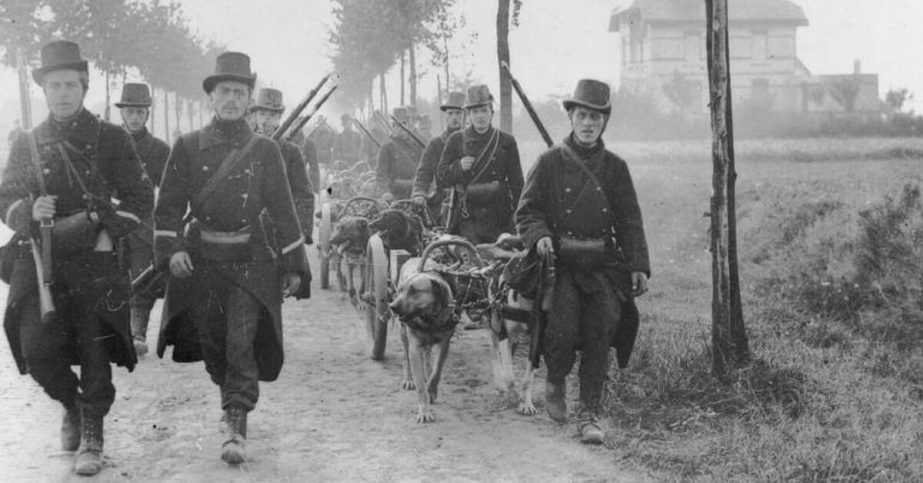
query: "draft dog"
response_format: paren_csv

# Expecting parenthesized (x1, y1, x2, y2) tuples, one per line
(388, 259, 457, 423)
(369, 208, 424, 255)
(328, 215, 371, 302)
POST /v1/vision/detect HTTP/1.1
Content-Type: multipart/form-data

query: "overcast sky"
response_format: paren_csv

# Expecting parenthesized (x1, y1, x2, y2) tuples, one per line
(1, 0, 922, 126)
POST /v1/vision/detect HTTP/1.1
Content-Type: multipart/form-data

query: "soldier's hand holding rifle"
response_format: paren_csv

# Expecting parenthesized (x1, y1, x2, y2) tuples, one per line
(460, 156, 475, 171)
(535, 236, 554, 259)
(169, 251, 194, 278)
(32, 195, 57, 220)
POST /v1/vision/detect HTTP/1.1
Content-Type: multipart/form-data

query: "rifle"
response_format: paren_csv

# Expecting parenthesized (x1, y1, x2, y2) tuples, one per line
(25, 133, 56, 323)
(304, 116, 325, 140)
(389, 115, 426, 148)
(374, 110, 394, 137)
(272, 74, 333, 141)
(501, 61, 554, 148)
(352, 118, 382, 149)
(285, 84, 338, 143)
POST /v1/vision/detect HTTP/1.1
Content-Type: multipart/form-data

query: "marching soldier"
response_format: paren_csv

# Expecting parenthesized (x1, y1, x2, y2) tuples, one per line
(310, 120, 335, 167)
(333, 112, 362, 166)
(154, 52, 310, 465)
(0, 40, 154, 475)
(290, 127, 321, 196)
(436, 84, 523, 244)
(116, 82, 170, 357)
(411, 91, 466, 225)
(376, 106, 424, 201)
(516, 79, 650, 444)
(249, 86, 316, 246)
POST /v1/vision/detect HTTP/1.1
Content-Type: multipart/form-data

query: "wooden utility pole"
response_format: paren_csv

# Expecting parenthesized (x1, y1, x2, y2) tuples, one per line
(705, 0, 748, 376)
(409, 41, 417, 106)
(400, 50, 406, 106)
(496, 0, 513, 133)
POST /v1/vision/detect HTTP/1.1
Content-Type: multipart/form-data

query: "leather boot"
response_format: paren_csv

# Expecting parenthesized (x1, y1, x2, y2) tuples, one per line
(61, 404, 81, 452)
(577, 410, 605, 445)
(130, 307, 150, 356)
(220, 406, 248, 465)
(73, 412, 104, 476)
(544, 378, 567, 423)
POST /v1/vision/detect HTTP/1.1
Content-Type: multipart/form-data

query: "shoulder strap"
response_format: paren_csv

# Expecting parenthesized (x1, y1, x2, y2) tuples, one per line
(559, 144, 616, 230)
(26, 131, 46, 195)
(469, 128, 501, 184)
(191, 135, 259, 212)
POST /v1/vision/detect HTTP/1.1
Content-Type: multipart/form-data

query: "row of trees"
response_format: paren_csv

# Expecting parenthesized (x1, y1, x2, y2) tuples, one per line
(1, 0, 222, 141)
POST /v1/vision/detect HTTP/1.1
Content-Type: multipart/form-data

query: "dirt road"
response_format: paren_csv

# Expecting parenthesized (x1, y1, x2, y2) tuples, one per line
(0, 247, 649, 482)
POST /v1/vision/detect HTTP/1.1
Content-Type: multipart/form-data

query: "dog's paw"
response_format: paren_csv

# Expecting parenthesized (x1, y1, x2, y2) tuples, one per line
(416, 407, 435, 423)
(518, 400, 538, 416)
(401, 379, 416, 390)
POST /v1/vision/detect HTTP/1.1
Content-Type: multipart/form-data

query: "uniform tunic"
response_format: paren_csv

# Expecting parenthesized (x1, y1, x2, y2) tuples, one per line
(128, 127, 170, 309)
(154, 118, 308, 406)
(411, 128, 459, 219)
(377, 135, 424, 200)
(130, 127, 170, 186)
(0, 108, 154, 413)
(516, 135, 650, 406)
(437, 126, 523, 244)
(333, 128, 362, 165)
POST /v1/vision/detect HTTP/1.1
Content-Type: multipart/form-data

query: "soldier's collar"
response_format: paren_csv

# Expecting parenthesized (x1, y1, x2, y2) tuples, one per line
(198, 117, 253, 150)
(40, 108, 98, 146)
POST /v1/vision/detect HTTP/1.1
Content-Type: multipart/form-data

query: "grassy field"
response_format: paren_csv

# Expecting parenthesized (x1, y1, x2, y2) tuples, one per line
(570, 136, 923, 481)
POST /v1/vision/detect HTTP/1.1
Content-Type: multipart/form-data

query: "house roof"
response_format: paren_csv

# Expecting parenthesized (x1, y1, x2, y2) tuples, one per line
(609, 0, 809, 31)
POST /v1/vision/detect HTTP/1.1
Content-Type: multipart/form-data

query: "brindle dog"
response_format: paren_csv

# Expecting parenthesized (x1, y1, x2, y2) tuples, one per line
(328, 215, 371, 303)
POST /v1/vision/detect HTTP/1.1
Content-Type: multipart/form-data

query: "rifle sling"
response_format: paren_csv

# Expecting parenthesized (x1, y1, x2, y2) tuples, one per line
(558, 144, 617, 233)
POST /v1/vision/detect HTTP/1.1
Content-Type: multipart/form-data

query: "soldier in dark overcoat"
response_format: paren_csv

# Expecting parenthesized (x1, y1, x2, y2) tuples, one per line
(116, 82, 170, 357)
(411, 91, 466, 226)
(516, 79, 650, 445)
(333, 113, 363, 166)
(154, 52, 309, 465)
(437, 84, 523, 244)
(0, 40, 154, 476)
(376, 106, 424, 201)
(290, 128, 321, 195)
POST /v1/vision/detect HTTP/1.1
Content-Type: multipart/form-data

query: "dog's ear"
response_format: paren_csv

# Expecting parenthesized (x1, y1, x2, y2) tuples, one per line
(358, 218, 370, 233)
(430, 278, 449, 309)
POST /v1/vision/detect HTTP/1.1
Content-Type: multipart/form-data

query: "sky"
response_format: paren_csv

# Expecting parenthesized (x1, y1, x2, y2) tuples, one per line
(1, 0, 922, 135)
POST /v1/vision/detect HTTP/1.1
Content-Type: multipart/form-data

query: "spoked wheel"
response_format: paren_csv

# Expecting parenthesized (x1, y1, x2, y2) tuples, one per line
(318, 202, 334, 289)
(364, 234, 390, 360)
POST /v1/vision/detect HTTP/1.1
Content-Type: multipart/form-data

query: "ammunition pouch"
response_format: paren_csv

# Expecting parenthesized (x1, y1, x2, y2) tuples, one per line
(0, 236, 28, 284)
(51, 211, 99, 256)
(556, 236, 609, 268)
(465, 180, 502, 205)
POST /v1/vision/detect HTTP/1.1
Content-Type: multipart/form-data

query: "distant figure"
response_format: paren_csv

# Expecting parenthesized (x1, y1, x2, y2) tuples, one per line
(436, 84, 523, 245)
(377, 106, 424, 201)
(310, 121, 335, 166)
(363, 111, 387, 162)
(8, 119, 22, 148)
(115, 82, 170, 358)
(416, 113, 433, 141)
(333, 113, 362, 165)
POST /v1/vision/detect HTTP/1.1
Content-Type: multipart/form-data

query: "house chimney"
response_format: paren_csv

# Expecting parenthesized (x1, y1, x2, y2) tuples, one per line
(854, 59, 861, 74)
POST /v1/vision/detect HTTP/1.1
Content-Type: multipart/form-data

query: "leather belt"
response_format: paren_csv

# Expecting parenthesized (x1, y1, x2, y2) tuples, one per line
(200, 230, 251, 245)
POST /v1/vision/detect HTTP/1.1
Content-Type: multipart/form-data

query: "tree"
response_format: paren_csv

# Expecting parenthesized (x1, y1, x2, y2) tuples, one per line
(705, 0, 748, 376)
(662, 70, 700, 116)
(496, 0, 523, 133)
(829, 75, 862, 112)
(885, 88, 913, 114)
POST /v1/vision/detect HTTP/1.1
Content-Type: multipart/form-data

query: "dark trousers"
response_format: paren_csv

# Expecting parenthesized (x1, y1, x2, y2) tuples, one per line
(129, 237, 157, 341)
(19, 256, 122, 417)
(543, 270, 621, 412)
(192, 282, 261, 411)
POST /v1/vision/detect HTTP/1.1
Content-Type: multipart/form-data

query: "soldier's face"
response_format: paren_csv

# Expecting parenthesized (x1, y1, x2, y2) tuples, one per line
(569, 106, 607, 145)
(42, 70, 86, 119)
(445, 109, 463, 130)
(120, 107, 149, 133)
(467, 105, 492, 132)
(209, 81, 251, 121)
(253, 109, 282, 135)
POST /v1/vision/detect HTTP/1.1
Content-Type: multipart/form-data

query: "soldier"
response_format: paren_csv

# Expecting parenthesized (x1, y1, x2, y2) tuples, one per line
(333, 112, 362, 166)
(376, 106, 425, 201)
(516, 79, 650, 444)
(436, 84, 523, 244)
(290, 127, 321, 195)
(310, 120, 335, 167)
(363, 110, 388, 162)
(116, 82, 170, 357)
(154, 52, 309, 465)
(416, 113, 433, 140)
(0, 40, 154, 475)
(248, 86, 315, 245)
(411, 91, 466, 225)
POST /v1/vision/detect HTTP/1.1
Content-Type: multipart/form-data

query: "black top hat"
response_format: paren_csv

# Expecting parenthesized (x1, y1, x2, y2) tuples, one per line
(464, 84, 494, 109)
(562, 79, 611, 115)
(202, 52, 257, 94)
(115, 83, 152, 108)
(250, 87, 284, 113)
(32, 40, 89, 85)
(441, 91, 466, 111)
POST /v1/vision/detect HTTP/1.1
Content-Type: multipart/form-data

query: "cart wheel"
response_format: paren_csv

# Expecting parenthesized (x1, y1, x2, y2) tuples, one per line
(318, 202, 333, 289)
(365, 234, 390, 360)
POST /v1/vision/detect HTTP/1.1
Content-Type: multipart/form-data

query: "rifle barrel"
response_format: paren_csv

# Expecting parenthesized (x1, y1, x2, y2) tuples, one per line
(501, 61, 554, 148)
(390, 115, 426, 148)
(272, 74, 332, 140)
(285, 85, 338, 142)
(352, 119, 382, 148)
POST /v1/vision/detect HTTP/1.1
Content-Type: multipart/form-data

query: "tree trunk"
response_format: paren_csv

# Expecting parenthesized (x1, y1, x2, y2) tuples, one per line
(15, 48, 33, 129)
(104, 71, 111, 122)
(409, 41, 417, 106)
(400, 50, 406, 106)
(163, 88, 171, 145)
(199, 101, 205, 128)
(187, 99, 195, 133)
(437, 75, 444, 130)
(174, 92, 181, 135)
(444, 35, 451, 91)
(150, 86, 156, 135)
(380, 72, 388, 114)
(496, 0, 513, 133)
(705, 0, 748, 377)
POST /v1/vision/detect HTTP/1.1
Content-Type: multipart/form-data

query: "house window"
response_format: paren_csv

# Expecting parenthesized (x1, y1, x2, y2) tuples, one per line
(752, 29, 768, 62)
